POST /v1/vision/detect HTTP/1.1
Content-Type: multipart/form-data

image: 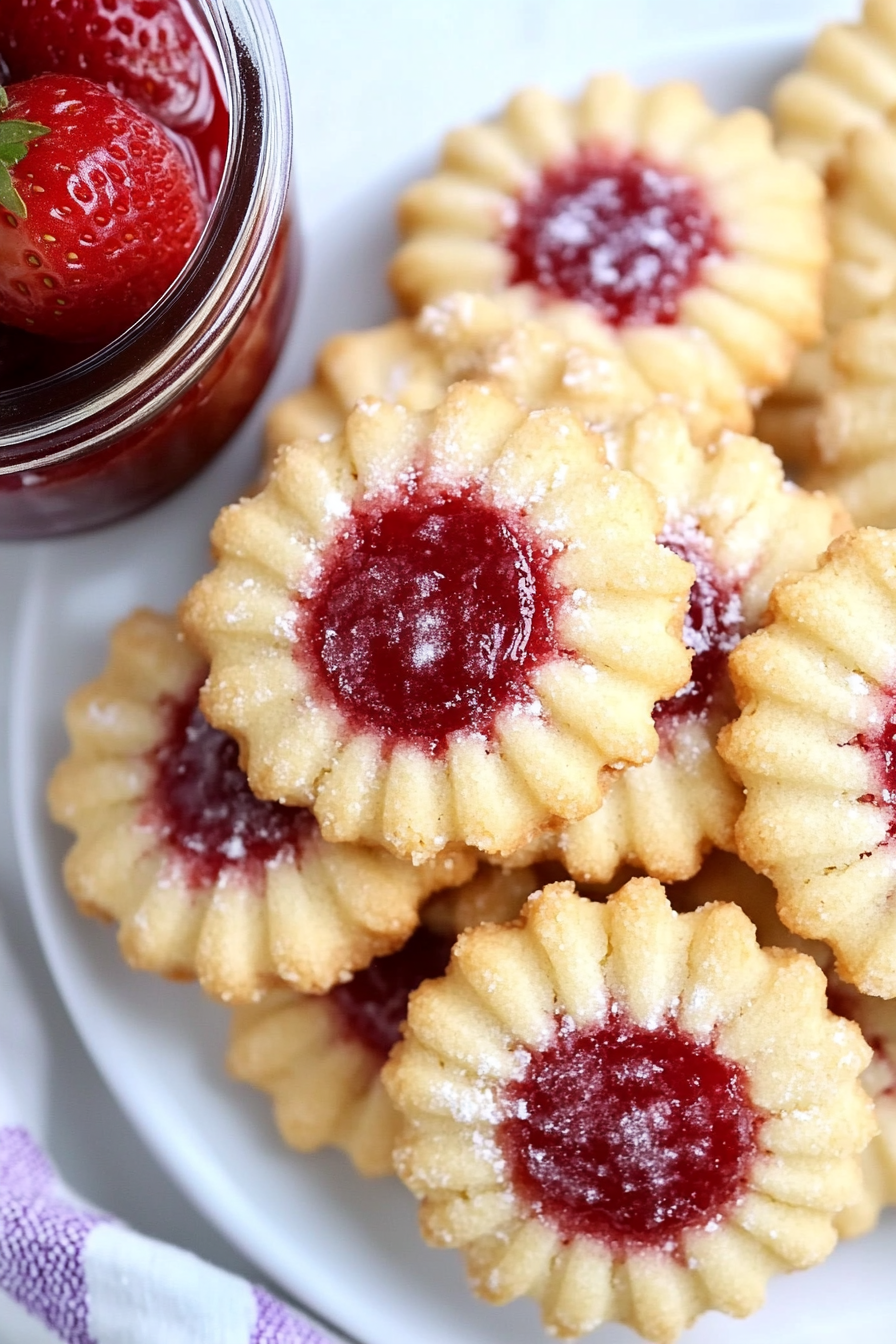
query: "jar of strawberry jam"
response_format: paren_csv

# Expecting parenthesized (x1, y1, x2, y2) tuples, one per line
(0, 0, 297, 539)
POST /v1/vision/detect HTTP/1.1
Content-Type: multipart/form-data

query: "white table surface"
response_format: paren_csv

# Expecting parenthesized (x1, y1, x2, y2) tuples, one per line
(0, 0, 861, 1337)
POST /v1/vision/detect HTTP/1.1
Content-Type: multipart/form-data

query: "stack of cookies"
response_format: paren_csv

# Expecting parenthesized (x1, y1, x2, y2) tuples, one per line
(48, 5, 896, 1339)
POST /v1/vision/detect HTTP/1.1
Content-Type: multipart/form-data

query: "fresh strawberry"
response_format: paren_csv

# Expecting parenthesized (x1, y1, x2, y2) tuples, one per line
(0, 0, 210, 133)
(0, 74, 204, 344)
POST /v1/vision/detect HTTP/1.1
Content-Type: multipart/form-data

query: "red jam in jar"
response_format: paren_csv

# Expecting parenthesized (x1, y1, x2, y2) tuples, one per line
(0, 0, 297, 538)
(301, 480, 564, 757)
(505, 149, 725, 327)
(499, 1009, 761, 1251)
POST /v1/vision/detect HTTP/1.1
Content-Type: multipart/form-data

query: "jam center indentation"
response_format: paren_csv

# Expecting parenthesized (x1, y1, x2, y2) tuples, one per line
(505, 149, 725, 327)
(850, 698, 896, 842)
(302, 484, 562, 755)
(499, 1011, 760, 1250)
(148, 692, 315, 888)
(329, 926, 453, 1059)
(653, 523, 744, 736)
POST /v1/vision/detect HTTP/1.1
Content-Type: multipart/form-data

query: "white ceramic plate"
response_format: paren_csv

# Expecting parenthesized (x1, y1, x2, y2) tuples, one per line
(11, 23, 896, 1344)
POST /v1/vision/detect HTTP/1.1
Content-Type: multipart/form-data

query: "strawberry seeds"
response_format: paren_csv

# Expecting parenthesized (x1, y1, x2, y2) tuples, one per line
(0, 0, 225, 369)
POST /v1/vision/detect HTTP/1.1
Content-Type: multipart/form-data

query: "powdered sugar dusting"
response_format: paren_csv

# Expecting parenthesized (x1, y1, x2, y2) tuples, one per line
(295, 477, 566, 756)
(653, 516, 745, 739)
(144, 691, 317, 890)
(498, 1007, 760, 1252)
(505, 150, 725, 327)
(847, 688, 896, 843)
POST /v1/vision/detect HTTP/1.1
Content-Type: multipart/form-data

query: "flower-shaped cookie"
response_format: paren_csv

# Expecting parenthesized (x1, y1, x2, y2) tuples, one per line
(673, 849, 896, 1240)
(263, 292, 662, 472)
(825, 118, 896, 328)
(228, 864, 540, 1176)
(720, 528, 896, 998)
(752, 343, 832, 471)
(183, 382, 694, 864)
(826, 980, 896, 1236)
(790, 289, 896, 528)
(389, 74, 826, 423)
(670, 849, 823, 952)
(265, 289, 747, 472)
(549, 408, 845, 884)
(384, 879, 873, 1342)
(264, 318, 450, 464)
(757, 114, 896, 472)
(773, 0, 896, 173)
(47, 611, 474, 1002)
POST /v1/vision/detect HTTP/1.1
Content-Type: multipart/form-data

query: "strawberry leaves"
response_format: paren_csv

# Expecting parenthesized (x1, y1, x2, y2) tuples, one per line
(0, 75, 203, 342)
(0, 86, 50, 218)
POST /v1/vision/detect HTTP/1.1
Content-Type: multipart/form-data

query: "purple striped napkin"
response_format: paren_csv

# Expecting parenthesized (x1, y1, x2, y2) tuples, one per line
(0, 1125, 329, 1344)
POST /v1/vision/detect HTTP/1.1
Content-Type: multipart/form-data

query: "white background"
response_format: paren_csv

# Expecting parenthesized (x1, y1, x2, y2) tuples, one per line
(0, 0, 864, 1338)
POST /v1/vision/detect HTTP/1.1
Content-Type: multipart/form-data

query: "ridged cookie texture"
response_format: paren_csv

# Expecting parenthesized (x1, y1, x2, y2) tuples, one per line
(673, 849, 896, 1240)
(720, 528, 896, 998)
(263, 292, 659, 462)
(824, 116, 896, 328)
(263, 317, 447, 467)
(547, 406, 846, 885)
(827, 983, 896, 1236)
(773, 0, 896, 172)
(47, 610, 474, 1002)
(792, 290, 896, 527)
(758, 114, 896, 472)
(384, 878, 873, 1342)
(264, 288, 746, 471)
(390, 73, 826, 425)
(228, 865, 540, 1176)
(183, 382, 693, 865)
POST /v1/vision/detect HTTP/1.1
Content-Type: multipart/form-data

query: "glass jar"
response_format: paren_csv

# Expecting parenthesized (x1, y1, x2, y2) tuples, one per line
(0, 0, 298, 539)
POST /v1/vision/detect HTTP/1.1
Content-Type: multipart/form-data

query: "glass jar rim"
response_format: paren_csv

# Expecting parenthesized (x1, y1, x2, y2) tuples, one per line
(0, 0, 293, 475)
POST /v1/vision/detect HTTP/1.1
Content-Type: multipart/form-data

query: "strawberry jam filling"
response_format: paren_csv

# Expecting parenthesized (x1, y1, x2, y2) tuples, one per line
(505, 150, 725, 327)
(850, 699, 896, 841)
(146, 691, 316, 888)
(499, 1010, 761, 1250)
(302, 483, 563, 756)
(653, 523, 744, 737)
(329, 926, 453, 1060)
